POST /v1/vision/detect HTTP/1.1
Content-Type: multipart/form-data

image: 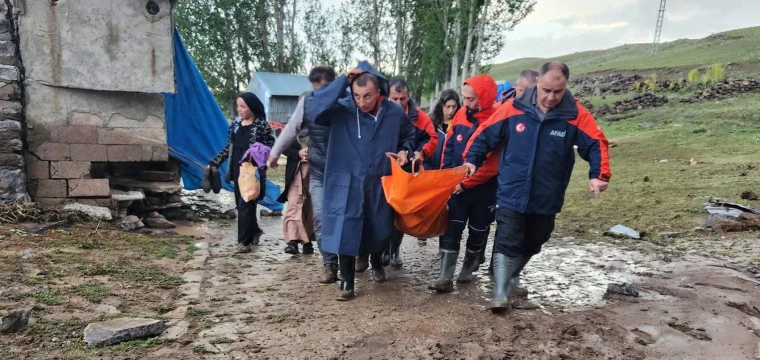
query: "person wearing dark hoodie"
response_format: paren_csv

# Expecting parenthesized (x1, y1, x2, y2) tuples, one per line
(304, 61, 416, 300)
(209, 92, 276, 253)
(465, 62, 611, 311)
(374, 78, 439, 269)
(428, 74, 501, 293)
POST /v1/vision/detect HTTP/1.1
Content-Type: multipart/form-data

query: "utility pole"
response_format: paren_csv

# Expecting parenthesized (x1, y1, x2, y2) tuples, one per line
(651, 0, 667, 54)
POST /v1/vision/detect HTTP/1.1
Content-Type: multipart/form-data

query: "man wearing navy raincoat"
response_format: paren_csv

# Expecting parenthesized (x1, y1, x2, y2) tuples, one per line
(305, 61, 416, 300)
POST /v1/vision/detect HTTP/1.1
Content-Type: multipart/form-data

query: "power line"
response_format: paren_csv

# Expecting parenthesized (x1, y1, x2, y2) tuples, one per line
(651, 0, 667, 54)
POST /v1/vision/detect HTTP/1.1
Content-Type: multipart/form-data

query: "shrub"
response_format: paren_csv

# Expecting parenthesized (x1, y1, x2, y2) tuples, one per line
(688, 69, 700, 85)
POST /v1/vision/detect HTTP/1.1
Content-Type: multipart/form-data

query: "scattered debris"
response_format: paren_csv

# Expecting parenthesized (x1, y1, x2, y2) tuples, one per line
(83, 318, 166, 346)
(63, 203, 112, 221)
(0, 309, 31, 333)
(714, 213, 760, 233)
(702, 196, 760, 231)
(0, 202, 94, 224)
(689, 159, 699, 166)
(742, 191, 758, 201)
(224, 209, 237, 220)
(606, 283, 639, 297)
(643, 176, 650, 182)
(605, 225, 641, 239)
(584, 92, 669, 117)
(24, 219, 71, 234)
(142, 212, 177, 229)
(659, 232, 680, 239)
(115, 215, 144, 231)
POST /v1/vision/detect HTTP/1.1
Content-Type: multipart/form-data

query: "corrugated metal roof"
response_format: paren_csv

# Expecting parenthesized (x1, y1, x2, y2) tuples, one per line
(247, 72, 312, 97)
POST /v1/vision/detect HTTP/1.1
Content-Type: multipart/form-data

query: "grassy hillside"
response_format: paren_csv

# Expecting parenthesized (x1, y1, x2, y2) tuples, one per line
(488, 26, 760, 80)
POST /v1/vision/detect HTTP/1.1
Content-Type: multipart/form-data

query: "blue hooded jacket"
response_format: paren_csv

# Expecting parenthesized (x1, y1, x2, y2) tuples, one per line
(305, 61, 416, 256)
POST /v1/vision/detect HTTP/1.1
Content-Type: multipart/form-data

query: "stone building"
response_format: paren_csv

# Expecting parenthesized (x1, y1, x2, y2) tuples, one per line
(0, 0, 178, 215)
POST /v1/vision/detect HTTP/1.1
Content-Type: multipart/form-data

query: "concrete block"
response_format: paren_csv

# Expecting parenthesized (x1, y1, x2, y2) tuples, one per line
(106, 114, 164, 128)
(142, 145, 153, 161)
(32, 142, 71, 161)
(28, 180, 68, 198)
(50, 161, 91, 179)
(152, 145, 169, 161)
(67, 179, 110, 197)
(70, 112, 105, 127)
(98, 128, 166, 145)
(107, 145, 144, 162)
(0, 64, 18, 82)
(64, 203, 112, 220)
(57, 126, 98, 144)
(26, 158, 49, 179)
(70, 144, 108, 162)
(0, 138, 21, 153)
(77, 198, 118, 210)
(0, 153, 22, 167)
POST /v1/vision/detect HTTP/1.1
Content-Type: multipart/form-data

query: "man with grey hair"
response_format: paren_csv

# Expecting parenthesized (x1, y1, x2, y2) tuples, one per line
(514, 69, 539, 98)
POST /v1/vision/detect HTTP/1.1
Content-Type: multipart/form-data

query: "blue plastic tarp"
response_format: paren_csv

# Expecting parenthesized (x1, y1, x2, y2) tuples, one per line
(163, 29, 283, 212)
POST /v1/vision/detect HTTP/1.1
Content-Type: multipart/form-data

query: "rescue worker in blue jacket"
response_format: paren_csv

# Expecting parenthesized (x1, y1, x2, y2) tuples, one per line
(305, 61, 416, 300)
(464, 62, 612, 311)
(428, 74, 501, 293)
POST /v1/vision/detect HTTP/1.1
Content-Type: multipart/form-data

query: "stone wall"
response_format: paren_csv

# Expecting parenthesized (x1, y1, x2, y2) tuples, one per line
(0, 1, 27, 202)
(12, 0, 175, 207)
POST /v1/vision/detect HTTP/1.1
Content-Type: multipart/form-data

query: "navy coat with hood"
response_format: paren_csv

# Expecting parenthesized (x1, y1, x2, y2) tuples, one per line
(305, 61, 416, 256)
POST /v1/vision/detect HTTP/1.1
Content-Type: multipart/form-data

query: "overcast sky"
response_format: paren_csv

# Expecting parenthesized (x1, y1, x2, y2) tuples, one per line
(494, 0, 760, 62)
(324, 0, 759, 63)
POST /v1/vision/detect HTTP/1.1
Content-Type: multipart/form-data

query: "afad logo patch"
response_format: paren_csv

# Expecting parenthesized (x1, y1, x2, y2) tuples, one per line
(456, 134, 464, 142)
(515, 123, 526, 133)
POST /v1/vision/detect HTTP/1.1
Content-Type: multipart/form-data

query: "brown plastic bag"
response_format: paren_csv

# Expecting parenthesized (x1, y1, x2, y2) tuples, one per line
(381, 153, 467, 238)
(238, 162, 261, 202)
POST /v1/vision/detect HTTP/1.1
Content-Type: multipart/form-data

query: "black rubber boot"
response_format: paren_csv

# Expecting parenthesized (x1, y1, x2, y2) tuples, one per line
(381, 248, 391, 267)
(370, 252, 386, 282)
(510, 255, 532, 297)
(337, 255, 355, 301)
(492, 254, 517, 311)
(201, 167, 212, 193)
(427, 250, 458, 292)
(390, 235, 403, 269)
(457, 249, 481, 283)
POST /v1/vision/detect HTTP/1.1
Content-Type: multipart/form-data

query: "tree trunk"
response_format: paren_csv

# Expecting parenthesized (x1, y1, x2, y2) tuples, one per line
(461, 0, 476, 81)
(371, 0, 382, 67)
(222, 10, 238, 116)
(289, 0, 298, 71)
(258, 0, 272, 71)
(394, 0, 404, 75)
(471, 0, 489, 76)
(449, 13, 461, 90)
(275, 0, 286, 72)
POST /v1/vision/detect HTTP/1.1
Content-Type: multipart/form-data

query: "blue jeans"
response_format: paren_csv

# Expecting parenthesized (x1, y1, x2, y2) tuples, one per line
(310, 171, 338, 265)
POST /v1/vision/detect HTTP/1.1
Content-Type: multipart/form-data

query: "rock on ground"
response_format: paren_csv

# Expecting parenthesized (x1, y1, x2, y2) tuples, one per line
(63, 203, 113, 221)
(606, 283, 639, 297)
(116, 215, 144, 231)
(84, 318, 165, 346)
(0, 309, 30, 333)
(143, 216, 177, 229)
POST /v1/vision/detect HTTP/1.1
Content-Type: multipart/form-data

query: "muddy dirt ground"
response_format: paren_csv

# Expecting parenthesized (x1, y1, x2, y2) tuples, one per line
(2, 212, 760, 359)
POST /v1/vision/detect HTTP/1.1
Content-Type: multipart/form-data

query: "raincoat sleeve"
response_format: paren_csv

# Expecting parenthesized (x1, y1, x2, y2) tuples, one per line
(270, 96, 305, 158)
(209, 124, 233, 167)
(440, 122, 457, 169)
(465, 113, 510, 168)
(416, 110, 439, 158)
(571, 106, 612, 181)
(309, 75, 350, 126)
(398, 113, 416, 155)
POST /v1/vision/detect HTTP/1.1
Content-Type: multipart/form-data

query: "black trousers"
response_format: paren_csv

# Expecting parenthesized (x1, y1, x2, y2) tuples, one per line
(439, 182, 496, 253)
(492, 207, 555, 257)
(233, 171, 266, 245)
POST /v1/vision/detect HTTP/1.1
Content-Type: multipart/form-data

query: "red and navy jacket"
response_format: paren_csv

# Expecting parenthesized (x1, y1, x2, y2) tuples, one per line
(406, 98, 439, 159)
(465, 84, 611, 215)
(441, 74, 500, 189)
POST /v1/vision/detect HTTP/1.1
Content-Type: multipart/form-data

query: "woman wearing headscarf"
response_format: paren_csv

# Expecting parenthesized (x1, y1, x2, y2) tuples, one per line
(209, 92, 276, 253)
